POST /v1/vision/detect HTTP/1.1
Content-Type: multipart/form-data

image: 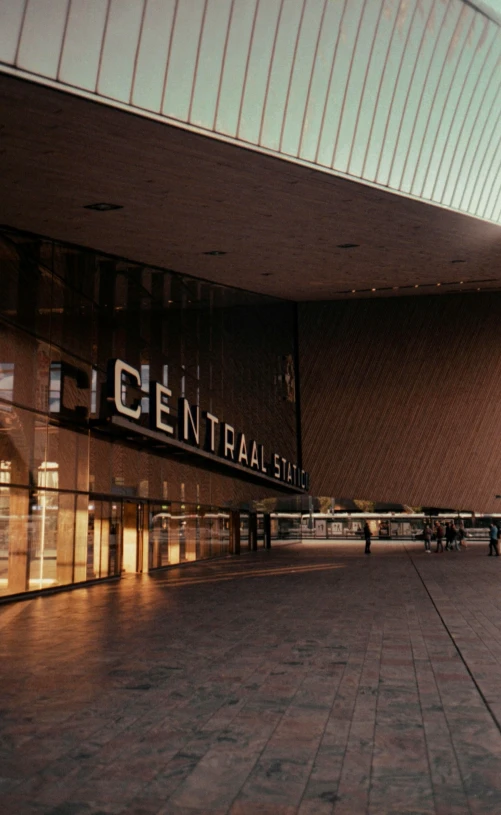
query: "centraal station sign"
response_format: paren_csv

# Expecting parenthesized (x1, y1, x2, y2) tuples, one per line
(107, 359, 309, 492)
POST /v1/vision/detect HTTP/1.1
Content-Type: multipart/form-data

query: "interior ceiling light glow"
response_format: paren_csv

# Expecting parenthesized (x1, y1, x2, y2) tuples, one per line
(414, 284, 419, 288)
(371, 288, 376, 291)
(84, 202, 123, 211)
(351, 289, 356, 292)
(203, 250, 226, 256)
(337, 243, 359, 249)
(436, 283, 441, 286)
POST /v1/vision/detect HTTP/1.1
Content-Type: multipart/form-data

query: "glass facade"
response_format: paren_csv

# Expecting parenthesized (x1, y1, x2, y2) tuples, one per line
(0, 227, 298, 597)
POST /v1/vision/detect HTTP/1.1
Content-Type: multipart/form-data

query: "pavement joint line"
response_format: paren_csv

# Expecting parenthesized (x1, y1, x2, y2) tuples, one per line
(403, 541, 501, 737)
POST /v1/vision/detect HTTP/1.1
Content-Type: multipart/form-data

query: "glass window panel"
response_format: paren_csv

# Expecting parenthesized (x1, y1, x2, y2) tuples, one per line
(58, 0, 109, 91)
(29, 473, 59, 590)
(162, 0, 206, 121)
(0, 1, 26, 63)
(97, 0, 144, 102)
(16, 0, 69, 78)
(131, 0, 177, 112)
(46, 424, 89, 492)
(189, 0, 233, 128)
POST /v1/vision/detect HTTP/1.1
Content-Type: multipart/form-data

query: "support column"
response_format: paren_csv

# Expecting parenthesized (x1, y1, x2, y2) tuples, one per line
(249, 512, 258, 551)
(229, 510, 241, 555)
(263, 513, 271, 549)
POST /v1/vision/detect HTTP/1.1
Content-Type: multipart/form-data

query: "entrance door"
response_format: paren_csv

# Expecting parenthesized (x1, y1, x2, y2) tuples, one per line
(122, 502, 139, 573)
(121, 502, 148, 573)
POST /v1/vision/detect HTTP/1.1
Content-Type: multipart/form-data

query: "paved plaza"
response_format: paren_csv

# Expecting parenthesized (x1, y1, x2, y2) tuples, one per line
(1, 540, 501, 815)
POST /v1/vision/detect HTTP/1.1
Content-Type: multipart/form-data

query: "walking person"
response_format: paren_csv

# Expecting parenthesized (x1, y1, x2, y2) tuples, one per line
(457, 520, 466, 550)
(445, 522, 453, 550)
(488, 522, 499, 556)
(363, 521, 372, 555)
(435, 521, 444, 553)
(450, 520, 460, 551)
(423, 523, 432, 553)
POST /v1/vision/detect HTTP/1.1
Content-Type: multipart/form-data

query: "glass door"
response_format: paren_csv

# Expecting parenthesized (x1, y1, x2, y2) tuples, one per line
(122, 501, 139, 573)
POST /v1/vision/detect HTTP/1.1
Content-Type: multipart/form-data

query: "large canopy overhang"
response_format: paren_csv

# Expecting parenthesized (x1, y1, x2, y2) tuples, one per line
(1, 72, 501, 302)
(2, 0, 501, 230)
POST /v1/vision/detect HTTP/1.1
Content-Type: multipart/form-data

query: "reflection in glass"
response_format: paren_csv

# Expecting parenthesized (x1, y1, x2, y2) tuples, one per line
(29, 462, 59, 590)
(0, 461, 11, 588)
(148, 504, 233, 569)
(0, 225, 299, 597)
(86, 499, 121, 579)
(0, 363, 14, 408)
(49, 363, 61, 413)
(91, 368, 97, 415)
(150, 509, 171, 568)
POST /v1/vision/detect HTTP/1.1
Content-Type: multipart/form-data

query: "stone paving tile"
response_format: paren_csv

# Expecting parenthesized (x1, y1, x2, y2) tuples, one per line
(2, 542, 501, 813)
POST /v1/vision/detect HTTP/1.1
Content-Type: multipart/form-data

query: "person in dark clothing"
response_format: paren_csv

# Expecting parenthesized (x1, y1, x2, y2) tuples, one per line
(488, 522, 499, 556)
(450, 521, 459, 551)
(423, 524, 432, 553)
(435, 521, 444, 553)
(363, 521, 372, 555)
(444, 522, 452, 550)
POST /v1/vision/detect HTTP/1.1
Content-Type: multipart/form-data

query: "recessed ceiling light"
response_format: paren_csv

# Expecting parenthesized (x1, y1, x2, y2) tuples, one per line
(459, 281, 464, 284)
(414, 284, 419, 288)
(351, 289, 356, 293)
(436, 283, 441, 286)
(451, 259, 466, 264)
(203, 250, 226, 256)
(371, 288, 376, 291)
(337, 243, 359, 249)
(84, 202, 123, 211)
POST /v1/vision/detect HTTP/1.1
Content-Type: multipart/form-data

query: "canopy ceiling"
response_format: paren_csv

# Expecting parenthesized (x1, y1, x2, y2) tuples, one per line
(2, 0, 501, 226)
(1, 72, 501, 301)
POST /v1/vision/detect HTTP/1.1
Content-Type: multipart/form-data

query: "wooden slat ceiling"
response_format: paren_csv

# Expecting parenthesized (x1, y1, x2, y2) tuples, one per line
(1, 72, 501, 302)
(2, 0, 501, 227)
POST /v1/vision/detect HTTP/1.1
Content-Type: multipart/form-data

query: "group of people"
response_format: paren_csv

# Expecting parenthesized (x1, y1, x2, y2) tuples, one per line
(362, 519, 501, 556)
(364, 521, 501, 557)
(422, 520, 466, 553)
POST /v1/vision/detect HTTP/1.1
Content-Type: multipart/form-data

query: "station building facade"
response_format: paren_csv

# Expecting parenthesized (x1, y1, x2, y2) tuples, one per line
(0, 226, 305, 598)
(2, 0, 501, 599)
